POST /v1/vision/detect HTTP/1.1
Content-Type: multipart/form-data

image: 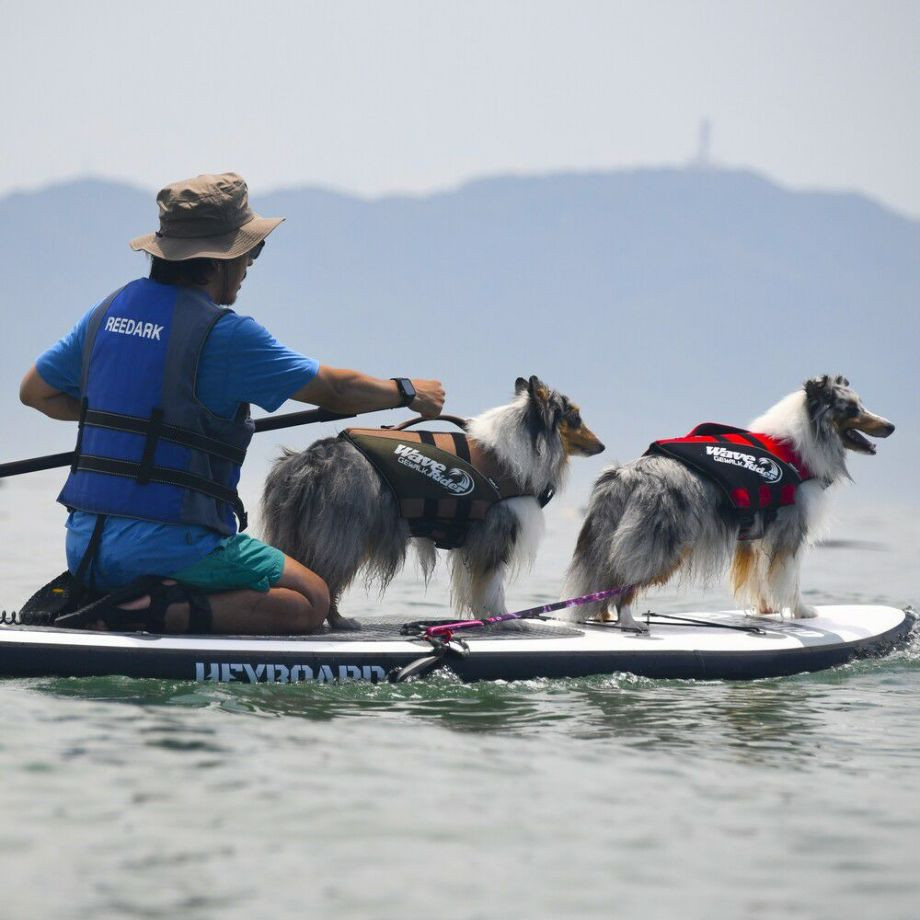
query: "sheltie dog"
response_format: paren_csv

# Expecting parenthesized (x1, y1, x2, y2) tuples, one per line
(565, 375, 894, 629)
(262, 376, 604, 629)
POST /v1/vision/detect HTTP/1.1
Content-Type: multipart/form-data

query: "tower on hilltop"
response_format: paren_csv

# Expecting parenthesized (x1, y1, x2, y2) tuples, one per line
(691, 118, 712, 169)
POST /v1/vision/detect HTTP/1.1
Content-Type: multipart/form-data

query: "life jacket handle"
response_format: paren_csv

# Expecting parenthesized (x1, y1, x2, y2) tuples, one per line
(389, 415, 469, 432)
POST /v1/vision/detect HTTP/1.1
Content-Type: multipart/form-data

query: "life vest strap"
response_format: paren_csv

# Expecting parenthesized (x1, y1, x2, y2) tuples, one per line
(451, 432, 471, 464)
(72, 397, 90, 474)
(72, 455, 248, 531)
(137, 407, 164, 485)
(82, 408, 248, 465)
(73, 512, 107, 590)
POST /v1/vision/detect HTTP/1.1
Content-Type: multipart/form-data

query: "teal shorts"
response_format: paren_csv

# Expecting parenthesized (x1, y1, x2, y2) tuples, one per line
(170, 534, 286, 593)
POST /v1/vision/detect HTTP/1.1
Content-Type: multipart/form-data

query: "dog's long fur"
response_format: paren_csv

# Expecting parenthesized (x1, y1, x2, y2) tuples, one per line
(564, 375, 894, 627)
(262, 376, 604, 627)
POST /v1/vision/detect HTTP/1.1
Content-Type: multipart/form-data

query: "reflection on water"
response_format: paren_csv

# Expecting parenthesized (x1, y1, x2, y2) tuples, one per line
(27, 650, 918, 772)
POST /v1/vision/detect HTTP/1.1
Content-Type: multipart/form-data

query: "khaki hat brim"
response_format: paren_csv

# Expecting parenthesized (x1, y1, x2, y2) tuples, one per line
(129, 215, 284, 261)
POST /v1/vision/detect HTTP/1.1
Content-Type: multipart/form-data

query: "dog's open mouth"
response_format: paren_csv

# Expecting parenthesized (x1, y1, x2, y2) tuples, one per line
(843, 428, 878, 454)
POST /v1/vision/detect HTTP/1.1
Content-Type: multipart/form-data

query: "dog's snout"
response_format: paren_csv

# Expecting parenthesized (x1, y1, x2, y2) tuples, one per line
(858, 411, 895, 438)
(871, 416, 895, 437)
(595, 441, 606, 454)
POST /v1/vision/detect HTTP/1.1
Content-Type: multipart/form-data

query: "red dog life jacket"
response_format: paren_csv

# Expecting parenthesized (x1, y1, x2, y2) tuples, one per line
(644, 423, 814, 539)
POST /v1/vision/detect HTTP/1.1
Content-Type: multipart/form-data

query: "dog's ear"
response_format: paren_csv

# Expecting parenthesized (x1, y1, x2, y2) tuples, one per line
(804, 375, 833, 405)
(515, 377, 529, 395)
(519, 376, 551, 452)
(833, 374, 850, 388)
(804, 375, 838, 430)
(527, 375, 549, 403)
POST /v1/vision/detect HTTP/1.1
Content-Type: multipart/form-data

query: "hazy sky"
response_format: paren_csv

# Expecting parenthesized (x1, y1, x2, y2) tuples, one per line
(2, 0, 918, 216)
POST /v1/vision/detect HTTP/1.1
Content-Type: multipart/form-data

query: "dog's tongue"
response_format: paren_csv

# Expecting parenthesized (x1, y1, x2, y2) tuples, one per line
(845, 429, 876, 454)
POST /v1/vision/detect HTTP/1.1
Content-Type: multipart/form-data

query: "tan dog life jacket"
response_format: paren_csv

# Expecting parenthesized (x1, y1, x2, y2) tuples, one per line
(340, 417, 551, 549)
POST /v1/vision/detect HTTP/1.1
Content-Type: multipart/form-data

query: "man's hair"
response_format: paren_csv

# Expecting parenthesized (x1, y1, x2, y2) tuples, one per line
(149, 256, 216, 286)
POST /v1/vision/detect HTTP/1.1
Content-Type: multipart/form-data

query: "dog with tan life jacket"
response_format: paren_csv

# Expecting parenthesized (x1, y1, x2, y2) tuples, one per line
(261, 376, 604, 629)
(564, 375, 894, 630)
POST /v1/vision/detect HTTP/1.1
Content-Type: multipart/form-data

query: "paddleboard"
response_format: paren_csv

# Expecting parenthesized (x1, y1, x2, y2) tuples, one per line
(0, 605, 912, 683)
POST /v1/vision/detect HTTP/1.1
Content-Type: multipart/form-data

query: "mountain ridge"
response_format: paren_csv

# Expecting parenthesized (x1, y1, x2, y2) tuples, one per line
(6, 165, 917, 224)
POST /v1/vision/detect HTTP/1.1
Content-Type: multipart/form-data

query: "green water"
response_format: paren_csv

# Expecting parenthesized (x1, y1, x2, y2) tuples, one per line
(1, 476, 918, 919)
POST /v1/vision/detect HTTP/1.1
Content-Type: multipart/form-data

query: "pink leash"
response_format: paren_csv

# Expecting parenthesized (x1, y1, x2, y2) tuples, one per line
(423, 586, 634, 639)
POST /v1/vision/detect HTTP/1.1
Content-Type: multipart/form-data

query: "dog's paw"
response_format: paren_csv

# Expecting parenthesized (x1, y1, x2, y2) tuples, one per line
(328, 612, 362, 631)
(494, 618, 527, 632)
(614, 604, 645, 632)
(793, 603, 819, 619)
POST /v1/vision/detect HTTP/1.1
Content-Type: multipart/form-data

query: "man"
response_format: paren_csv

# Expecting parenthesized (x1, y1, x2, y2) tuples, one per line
(20, 173, 444, 634)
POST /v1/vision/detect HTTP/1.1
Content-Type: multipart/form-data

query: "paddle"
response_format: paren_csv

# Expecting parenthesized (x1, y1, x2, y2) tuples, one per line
(0, 406, 357, 479)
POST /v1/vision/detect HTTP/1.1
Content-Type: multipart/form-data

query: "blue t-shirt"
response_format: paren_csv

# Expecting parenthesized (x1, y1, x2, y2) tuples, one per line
(36, 281, 319, 590)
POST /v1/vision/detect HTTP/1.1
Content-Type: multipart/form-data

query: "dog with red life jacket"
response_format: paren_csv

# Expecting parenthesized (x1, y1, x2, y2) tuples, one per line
(262, 376, 604, 629)
(564, 375, 894, 630)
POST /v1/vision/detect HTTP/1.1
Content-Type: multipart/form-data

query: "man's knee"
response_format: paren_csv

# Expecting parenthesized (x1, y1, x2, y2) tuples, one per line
(285, 577, 329, 630)
(304, 577, 330, 626)
(267, 589, 323, 633)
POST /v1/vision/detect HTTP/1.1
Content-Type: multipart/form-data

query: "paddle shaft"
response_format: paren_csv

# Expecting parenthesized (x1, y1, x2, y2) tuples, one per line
(0, 406, 357, 479)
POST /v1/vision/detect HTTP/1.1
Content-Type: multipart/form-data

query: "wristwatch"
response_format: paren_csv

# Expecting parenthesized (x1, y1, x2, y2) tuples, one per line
(391, 377, 417, 407)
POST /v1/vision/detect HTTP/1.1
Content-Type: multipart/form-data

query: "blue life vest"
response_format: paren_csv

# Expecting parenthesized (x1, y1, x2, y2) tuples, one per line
(57, 279, 254, 534)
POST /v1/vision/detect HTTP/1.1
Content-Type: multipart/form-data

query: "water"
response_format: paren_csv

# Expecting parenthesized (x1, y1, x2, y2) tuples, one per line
(1, 474, 918, 919)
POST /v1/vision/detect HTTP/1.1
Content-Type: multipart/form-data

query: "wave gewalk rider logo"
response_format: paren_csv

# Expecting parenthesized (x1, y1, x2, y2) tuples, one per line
(705, 445, 783, 483)
(393, 443, 475, 495)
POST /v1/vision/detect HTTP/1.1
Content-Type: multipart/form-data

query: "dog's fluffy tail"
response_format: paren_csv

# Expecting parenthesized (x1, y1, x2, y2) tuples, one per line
(261, 438, 409, 598)
(562, 459, 735, 619)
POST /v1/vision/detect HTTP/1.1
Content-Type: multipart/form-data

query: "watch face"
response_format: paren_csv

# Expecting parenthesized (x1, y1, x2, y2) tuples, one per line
(394, 378, 416, 404)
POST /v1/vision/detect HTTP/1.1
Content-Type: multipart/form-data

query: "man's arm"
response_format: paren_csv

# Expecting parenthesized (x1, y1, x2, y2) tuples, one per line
(292, 366, 445, 419)
(19, 365, 82, 421)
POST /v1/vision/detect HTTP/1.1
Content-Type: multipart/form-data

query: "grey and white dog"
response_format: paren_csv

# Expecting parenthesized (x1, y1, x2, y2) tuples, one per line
(262, 376, 604, 629)
(564, 375, 894, 629)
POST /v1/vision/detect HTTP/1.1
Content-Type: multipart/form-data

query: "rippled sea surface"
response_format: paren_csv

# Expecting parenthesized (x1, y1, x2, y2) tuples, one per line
(1, 474, 918, 920)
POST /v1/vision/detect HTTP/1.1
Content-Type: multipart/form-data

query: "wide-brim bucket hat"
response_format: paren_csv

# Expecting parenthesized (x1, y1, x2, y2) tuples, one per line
(129, 172, 284, 261)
